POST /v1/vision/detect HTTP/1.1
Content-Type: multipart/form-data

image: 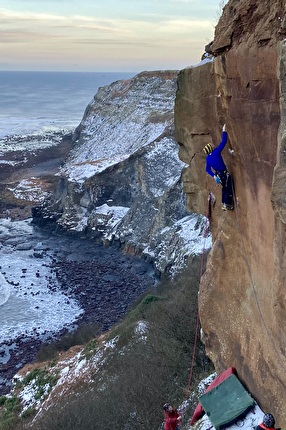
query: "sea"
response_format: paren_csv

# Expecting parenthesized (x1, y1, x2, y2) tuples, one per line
(0, 71, 135, 138)
(0, 70, 153, 394)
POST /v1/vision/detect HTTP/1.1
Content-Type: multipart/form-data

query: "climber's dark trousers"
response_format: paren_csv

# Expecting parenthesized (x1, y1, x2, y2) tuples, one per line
(216, 170, 234, 206)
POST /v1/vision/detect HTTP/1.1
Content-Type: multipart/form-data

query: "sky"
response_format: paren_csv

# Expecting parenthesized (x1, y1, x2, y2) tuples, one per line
(0, 0, 225, 73)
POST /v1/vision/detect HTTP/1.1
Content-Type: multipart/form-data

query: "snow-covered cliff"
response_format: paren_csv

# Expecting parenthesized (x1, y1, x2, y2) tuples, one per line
(32, 70, 211, 276)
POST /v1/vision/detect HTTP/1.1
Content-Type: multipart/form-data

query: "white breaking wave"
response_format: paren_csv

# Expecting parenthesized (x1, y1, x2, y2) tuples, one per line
(0, 272, 11, 306)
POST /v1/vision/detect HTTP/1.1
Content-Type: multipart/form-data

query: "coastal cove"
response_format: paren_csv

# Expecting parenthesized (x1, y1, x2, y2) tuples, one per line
(0, 216, 156, 395)
(0, 71, 155, 394)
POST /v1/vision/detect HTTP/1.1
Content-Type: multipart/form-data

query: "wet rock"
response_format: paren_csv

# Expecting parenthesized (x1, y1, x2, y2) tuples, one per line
(15, 243, 33, 251)
(0, 224, 156, 396)
(33, 252, 44, 258)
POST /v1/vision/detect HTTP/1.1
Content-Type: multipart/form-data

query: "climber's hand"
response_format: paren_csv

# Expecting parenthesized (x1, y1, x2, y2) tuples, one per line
(214, 175, 221, 184)
(222, 124, 226, 132)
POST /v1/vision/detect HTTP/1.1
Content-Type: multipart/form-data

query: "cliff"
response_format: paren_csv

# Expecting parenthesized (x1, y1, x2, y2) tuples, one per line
(0, 71, 213, 429)
(175, 0, 286, 424)
(32, 70, 211, 276)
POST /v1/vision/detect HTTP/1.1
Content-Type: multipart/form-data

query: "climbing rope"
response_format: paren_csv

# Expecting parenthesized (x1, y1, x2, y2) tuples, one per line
(180, 176, 227, 429)
(180, 190, 212, 428)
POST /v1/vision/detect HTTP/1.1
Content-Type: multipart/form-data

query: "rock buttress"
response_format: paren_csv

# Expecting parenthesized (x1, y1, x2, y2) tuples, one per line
(175, 0, 286, 424)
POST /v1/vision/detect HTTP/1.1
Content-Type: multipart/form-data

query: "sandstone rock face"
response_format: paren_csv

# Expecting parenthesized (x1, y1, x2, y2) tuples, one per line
(175, 0, 286, 424)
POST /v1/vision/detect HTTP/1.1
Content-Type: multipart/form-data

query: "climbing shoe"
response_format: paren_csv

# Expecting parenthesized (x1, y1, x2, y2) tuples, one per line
(222, 204, 234, 211)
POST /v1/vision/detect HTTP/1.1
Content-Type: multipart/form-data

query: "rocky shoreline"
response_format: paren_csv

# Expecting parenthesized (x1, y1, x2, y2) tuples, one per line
(0, 134, 156, 395)
(0, 228, 156, 395)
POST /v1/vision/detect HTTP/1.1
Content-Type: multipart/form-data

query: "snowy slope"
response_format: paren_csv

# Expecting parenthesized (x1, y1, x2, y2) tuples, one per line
(62, 71, 177, 181)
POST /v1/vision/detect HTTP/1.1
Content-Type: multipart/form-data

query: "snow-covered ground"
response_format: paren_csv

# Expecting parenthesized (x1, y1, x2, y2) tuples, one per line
(62, 73, 177, 183)
(0, 128, 72, 156)
(143, 214, 211, 276)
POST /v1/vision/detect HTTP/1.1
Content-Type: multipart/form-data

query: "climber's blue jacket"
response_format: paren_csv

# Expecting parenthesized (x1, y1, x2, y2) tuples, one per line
(205, 131, 228, 177)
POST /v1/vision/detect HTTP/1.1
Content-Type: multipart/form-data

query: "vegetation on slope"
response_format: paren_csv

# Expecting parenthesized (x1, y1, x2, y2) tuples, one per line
(0, 256, 214, 430)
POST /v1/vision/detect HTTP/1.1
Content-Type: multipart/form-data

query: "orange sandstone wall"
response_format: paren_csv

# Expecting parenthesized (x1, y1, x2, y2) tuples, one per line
(175, 0, 286, 425)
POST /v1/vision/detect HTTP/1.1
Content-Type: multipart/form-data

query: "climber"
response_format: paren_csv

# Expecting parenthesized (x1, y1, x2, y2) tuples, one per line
(203, 124, 234, 211)
(163, 403, 181, 430)
(256, 413, 280, 430)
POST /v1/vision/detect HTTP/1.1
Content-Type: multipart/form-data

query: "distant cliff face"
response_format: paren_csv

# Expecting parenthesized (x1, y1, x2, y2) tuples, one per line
(175, 0, 286, 424)
(33, 71, 211, 276)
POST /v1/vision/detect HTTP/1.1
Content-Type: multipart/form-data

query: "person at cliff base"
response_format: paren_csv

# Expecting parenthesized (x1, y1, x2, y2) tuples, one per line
(163, 403, 181, 430)
(256, 413, 280, 430)
(203, 124, 234, 211)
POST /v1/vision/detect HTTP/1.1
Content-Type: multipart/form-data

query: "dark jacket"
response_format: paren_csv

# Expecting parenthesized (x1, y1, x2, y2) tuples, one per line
(205, 131, 228, 177)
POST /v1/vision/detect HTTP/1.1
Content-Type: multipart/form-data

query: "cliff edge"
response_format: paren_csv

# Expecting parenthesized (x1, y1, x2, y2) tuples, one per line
(175, 0, 286, 424)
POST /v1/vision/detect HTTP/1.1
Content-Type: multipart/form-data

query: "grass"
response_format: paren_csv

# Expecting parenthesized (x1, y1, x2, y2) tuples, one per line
(24, 257, 214, 430)
(0, 255, 214, 430)
(0, 368, 60, 430)
(0, 396, 22, 430)
(82, 339, 98, 360)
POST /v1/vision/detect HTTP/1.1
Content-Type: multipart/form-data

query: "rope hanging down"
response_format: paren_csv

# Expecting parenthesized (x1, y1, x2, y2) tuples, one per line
(180, 192, 212, 428)
(181, 181, 224, 426)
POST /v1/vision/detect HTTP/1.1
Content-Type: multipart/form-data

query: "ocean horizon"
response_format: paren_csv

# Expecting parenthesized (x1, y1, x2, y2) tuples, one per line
(0, 71, 136, 138)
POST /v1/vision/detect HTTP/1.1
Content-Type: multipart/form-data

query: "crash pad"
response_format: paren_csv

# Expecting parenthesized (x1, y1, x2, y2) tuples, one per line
(190, 367, 236, 425)
(198, 373, 255, 429)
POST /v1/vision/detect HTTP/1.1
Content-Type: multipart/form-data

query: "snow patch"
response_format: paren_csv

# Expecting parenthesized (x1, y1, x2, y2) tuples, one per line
(8, 178, 50, 202)
(135, 321, 148, 336)
(143, 215, 211, 276)
(190, 56, 215, 69)
(0, 272, 11, 305)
